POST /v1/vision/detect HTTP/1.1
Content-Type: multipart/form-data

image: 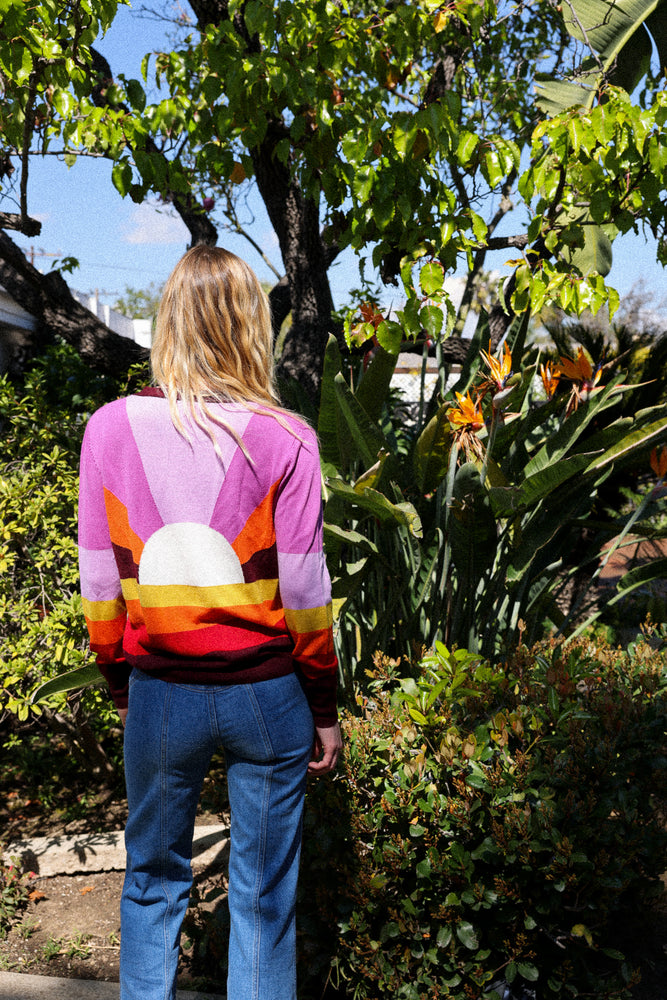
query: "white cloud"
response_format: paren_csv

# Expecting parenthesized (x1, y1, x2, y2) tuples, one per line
(122, 202, 190, 245)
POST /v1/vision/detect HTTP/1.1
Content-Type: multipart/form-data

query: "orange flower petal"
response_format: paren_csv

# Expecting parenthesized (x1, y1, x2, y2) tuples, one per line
(650, 445, 667, 479)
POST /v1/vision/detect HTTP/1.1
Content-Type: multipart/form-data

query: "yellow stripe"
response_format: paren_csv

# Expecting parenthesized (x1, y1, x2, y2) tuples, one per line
(284, 605, 333, 634)
(121, 577, 139, 602)
(137, 579, 280, 609)
(82, 596, 126, 621)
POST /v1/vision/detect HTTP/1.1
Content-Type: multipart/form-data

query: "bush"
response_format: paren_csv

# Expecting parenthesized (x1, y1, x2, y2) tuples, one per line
(0, 344, 144, 776)
(298, 631, 667, 999)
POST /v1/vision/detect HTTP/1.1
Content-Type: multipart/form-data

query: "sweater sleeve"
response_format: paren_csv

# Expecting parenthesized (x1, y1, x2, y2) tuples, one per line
(275, 432, 338, 727)
(78, 419, 131, 709)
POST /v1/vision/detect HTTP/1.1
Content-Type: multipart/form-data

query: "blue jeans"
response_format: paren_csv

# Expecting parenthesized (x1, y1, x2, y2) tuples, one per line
(120, 668, 314, 1000)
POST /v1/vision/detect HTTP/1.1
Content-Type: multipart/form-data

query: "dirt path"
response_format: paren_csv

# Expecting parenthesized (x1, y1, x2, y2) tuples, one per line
(0, 855, 228, 993)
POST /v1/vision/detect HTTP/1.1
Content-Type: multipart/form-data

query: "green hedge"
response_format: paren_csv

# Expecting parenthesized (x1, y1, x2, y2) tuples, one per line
(298, 633, 667, 1000)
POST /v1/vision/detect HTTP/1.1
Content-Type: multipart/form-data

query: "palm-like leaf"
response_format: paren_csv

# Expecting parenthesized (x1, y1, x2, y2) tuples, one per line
(536, 0, 667, 113)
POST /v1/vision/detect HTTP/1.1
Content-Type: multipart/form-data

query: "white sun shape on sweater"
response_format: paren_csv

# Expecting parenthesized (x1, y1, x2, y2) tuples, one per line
(138, 523, 244, 587)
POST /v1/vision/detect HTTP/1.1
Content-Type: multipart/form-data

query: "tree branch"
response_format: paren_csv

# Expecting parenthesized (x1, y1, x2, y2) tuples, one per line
(0, 212, 42, 236)
(90, 46, 218, 248)
(0, 229, 147, 375)
(20, 72, 38, 227)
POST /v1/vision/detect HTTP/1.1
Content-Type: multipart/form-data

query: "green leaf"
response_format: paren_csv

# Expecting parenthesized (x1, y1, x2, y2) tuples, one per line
(111, 160, 132, 197)
(414, 403, 453, 493)
(536, 0, 665, 111)
(517, 962, 539, 981)
(523, 380, 620, 478)
(615, 557, 667, 596)
(333, 372, 389, 468)
(125, 77, 146, 112)
(324, 477, 423, 536)
(420, 303, 444, 338)
(567, 225, 613, 277)
(420, 260, 444, 295)
(375, 319, 403, 354)
(585, 416, 667, 473)
(31, 664, 103, 703)
(318, 334, 344, 467)
(436, 926, 452, 948)
(323, 523, 379, 554)
(455, 920, 479, 950)
(490, 452, 597, 516)
(355, 346, 398, 423)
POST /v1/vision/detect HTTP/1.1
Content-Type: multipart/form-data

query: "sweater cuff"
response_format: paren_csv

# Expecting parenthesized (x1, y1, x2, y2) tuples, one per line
(297, 670, 338, 728)
(97, 659, 131, 711)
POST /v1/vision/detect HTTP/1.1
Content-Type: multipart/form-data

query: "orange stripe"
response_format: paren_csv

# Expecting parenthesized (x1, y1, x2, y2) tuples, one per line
(85, 615, 126, 645)
(232, 480, 279, 564)
(142, 601, 286, 635)
(292, 629, 335, 662)
(103, 489, 144, 564)
(124, 598, 143, 622)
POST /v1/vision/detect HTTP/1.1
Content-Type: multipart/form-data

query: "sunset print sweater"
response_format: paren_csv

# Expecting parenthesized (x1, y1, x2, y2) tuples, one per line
(78, 388, 338, 726)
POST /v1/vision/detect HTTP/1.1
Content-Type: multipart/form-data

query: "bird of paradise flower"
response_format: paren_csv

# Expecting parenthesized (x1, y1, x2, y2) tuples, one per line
(479, 340, 512, 402)
(539, 361, 560, 400)
(554, 346, 604, 415)
(650, 445, 667, 483)
(446, 390, 486, 461)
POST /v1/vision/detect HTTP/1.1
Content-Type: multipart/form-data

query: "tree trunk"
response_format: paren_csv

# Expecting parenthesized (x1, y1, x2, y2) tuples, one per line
(251, 124, 337, 399)
(188, 0, 340, 402)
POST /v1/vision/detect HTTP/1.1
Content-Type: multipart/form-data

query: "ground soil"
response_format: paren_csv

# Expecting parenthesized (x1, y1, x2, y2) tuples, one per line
(0, 865, 229, 993)
(0, 748, 230, 995)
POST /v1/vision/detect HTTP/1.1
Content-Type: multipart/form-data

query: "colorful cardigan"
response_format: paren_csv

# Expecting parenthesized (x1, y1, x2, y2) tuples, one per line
(78, 389, 338, 726)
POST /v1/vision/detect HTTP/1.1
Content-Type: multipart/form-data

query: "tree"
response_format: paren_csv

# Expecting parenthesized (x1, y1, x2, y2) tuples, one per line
(1, 0, 667, 393)
(111, 282, 164, 320)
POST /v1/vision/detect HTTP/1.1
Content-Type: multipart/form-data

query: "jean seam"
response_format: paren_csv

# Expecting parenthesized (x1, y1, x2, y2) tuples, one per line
(245, 684, 275, 1000)
(252, 766, 272, 1000)
(160, 682, 173, 1000)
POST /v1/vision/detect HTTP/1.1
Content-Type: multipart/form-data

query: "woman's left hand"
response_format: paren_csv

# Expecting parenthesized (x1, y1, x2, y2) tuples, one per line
(308, 722, 342, 775)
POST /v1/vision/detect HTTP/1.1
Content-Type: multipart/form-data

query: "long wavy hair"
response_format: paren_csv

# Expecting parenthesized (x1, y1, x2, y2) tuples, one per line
(151, 245, 302, 456)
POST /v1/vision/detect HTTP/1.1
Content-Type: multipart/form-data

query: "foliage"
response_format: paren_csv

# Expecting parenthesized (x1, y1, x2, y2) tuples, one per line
(535, 0, 667, 114)
(322, 318, 667, 689)
(0, 857, 36, 941)
(298, 632, 667, 999)
(111, 282, 163, 320)
(0, 343, 132, 772)
(2, 0, 667, 383)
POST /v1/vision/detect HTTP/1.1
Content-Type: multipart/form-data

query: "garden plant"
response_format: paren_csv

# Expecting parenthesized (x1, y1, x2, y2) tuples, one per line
(320, 280, 667, 692)
(294, 632, 667, 999)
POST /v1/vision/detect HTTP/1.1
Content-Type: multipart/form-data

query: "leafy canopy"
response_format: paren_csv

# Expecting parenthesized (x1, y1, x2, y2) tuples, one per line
(2, 0, 667, 351)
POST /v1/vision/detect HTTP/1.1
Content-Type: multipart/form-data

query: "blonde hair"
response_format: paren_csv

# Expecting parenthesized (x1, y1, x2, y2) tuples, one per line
(151, 246, 302, 457)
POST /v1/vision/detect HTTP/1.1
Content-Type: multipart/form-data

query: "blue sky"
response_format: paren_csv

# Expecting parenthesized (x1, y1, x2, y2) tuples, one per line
(9, 1, 667, 316)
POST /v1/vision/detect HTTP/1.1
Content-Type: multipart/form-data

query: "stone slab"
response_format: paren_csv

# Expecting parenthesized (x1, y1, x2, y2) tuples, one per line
(0, 972, 224, 999)
(3, 825, 229, 877)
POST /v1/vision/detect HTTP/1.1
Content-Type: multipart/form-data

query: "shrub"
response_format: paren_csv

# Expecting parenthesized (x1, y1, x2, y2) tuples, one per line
(0, 344, 145, 776)
(298, 631, 667, 999)
(0, 855, 36, 939)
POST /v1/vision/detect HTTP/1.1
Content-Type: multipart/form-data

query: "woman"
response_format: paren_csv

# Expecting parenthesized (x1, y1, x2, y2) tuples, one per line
(78, 245, 342, 1000)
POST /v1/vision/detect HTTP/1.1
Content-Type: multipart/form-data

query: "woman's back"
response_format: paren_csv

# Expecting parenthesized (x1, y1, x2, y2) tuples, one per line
(79, 388, 337, 726)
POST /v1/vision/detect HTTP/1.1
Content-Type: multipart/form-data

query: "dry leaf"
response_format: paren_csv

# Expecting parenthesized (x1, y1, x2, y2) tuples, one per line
(230, 162, 246, 185)
(28, 889, 47, 901)
(80, 886, 95, 895)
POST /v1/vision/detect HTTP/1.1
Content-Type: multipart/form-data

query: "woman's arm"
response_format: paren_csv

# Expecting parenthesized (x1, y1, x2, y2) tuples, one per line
(78, 418, 130, 712)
